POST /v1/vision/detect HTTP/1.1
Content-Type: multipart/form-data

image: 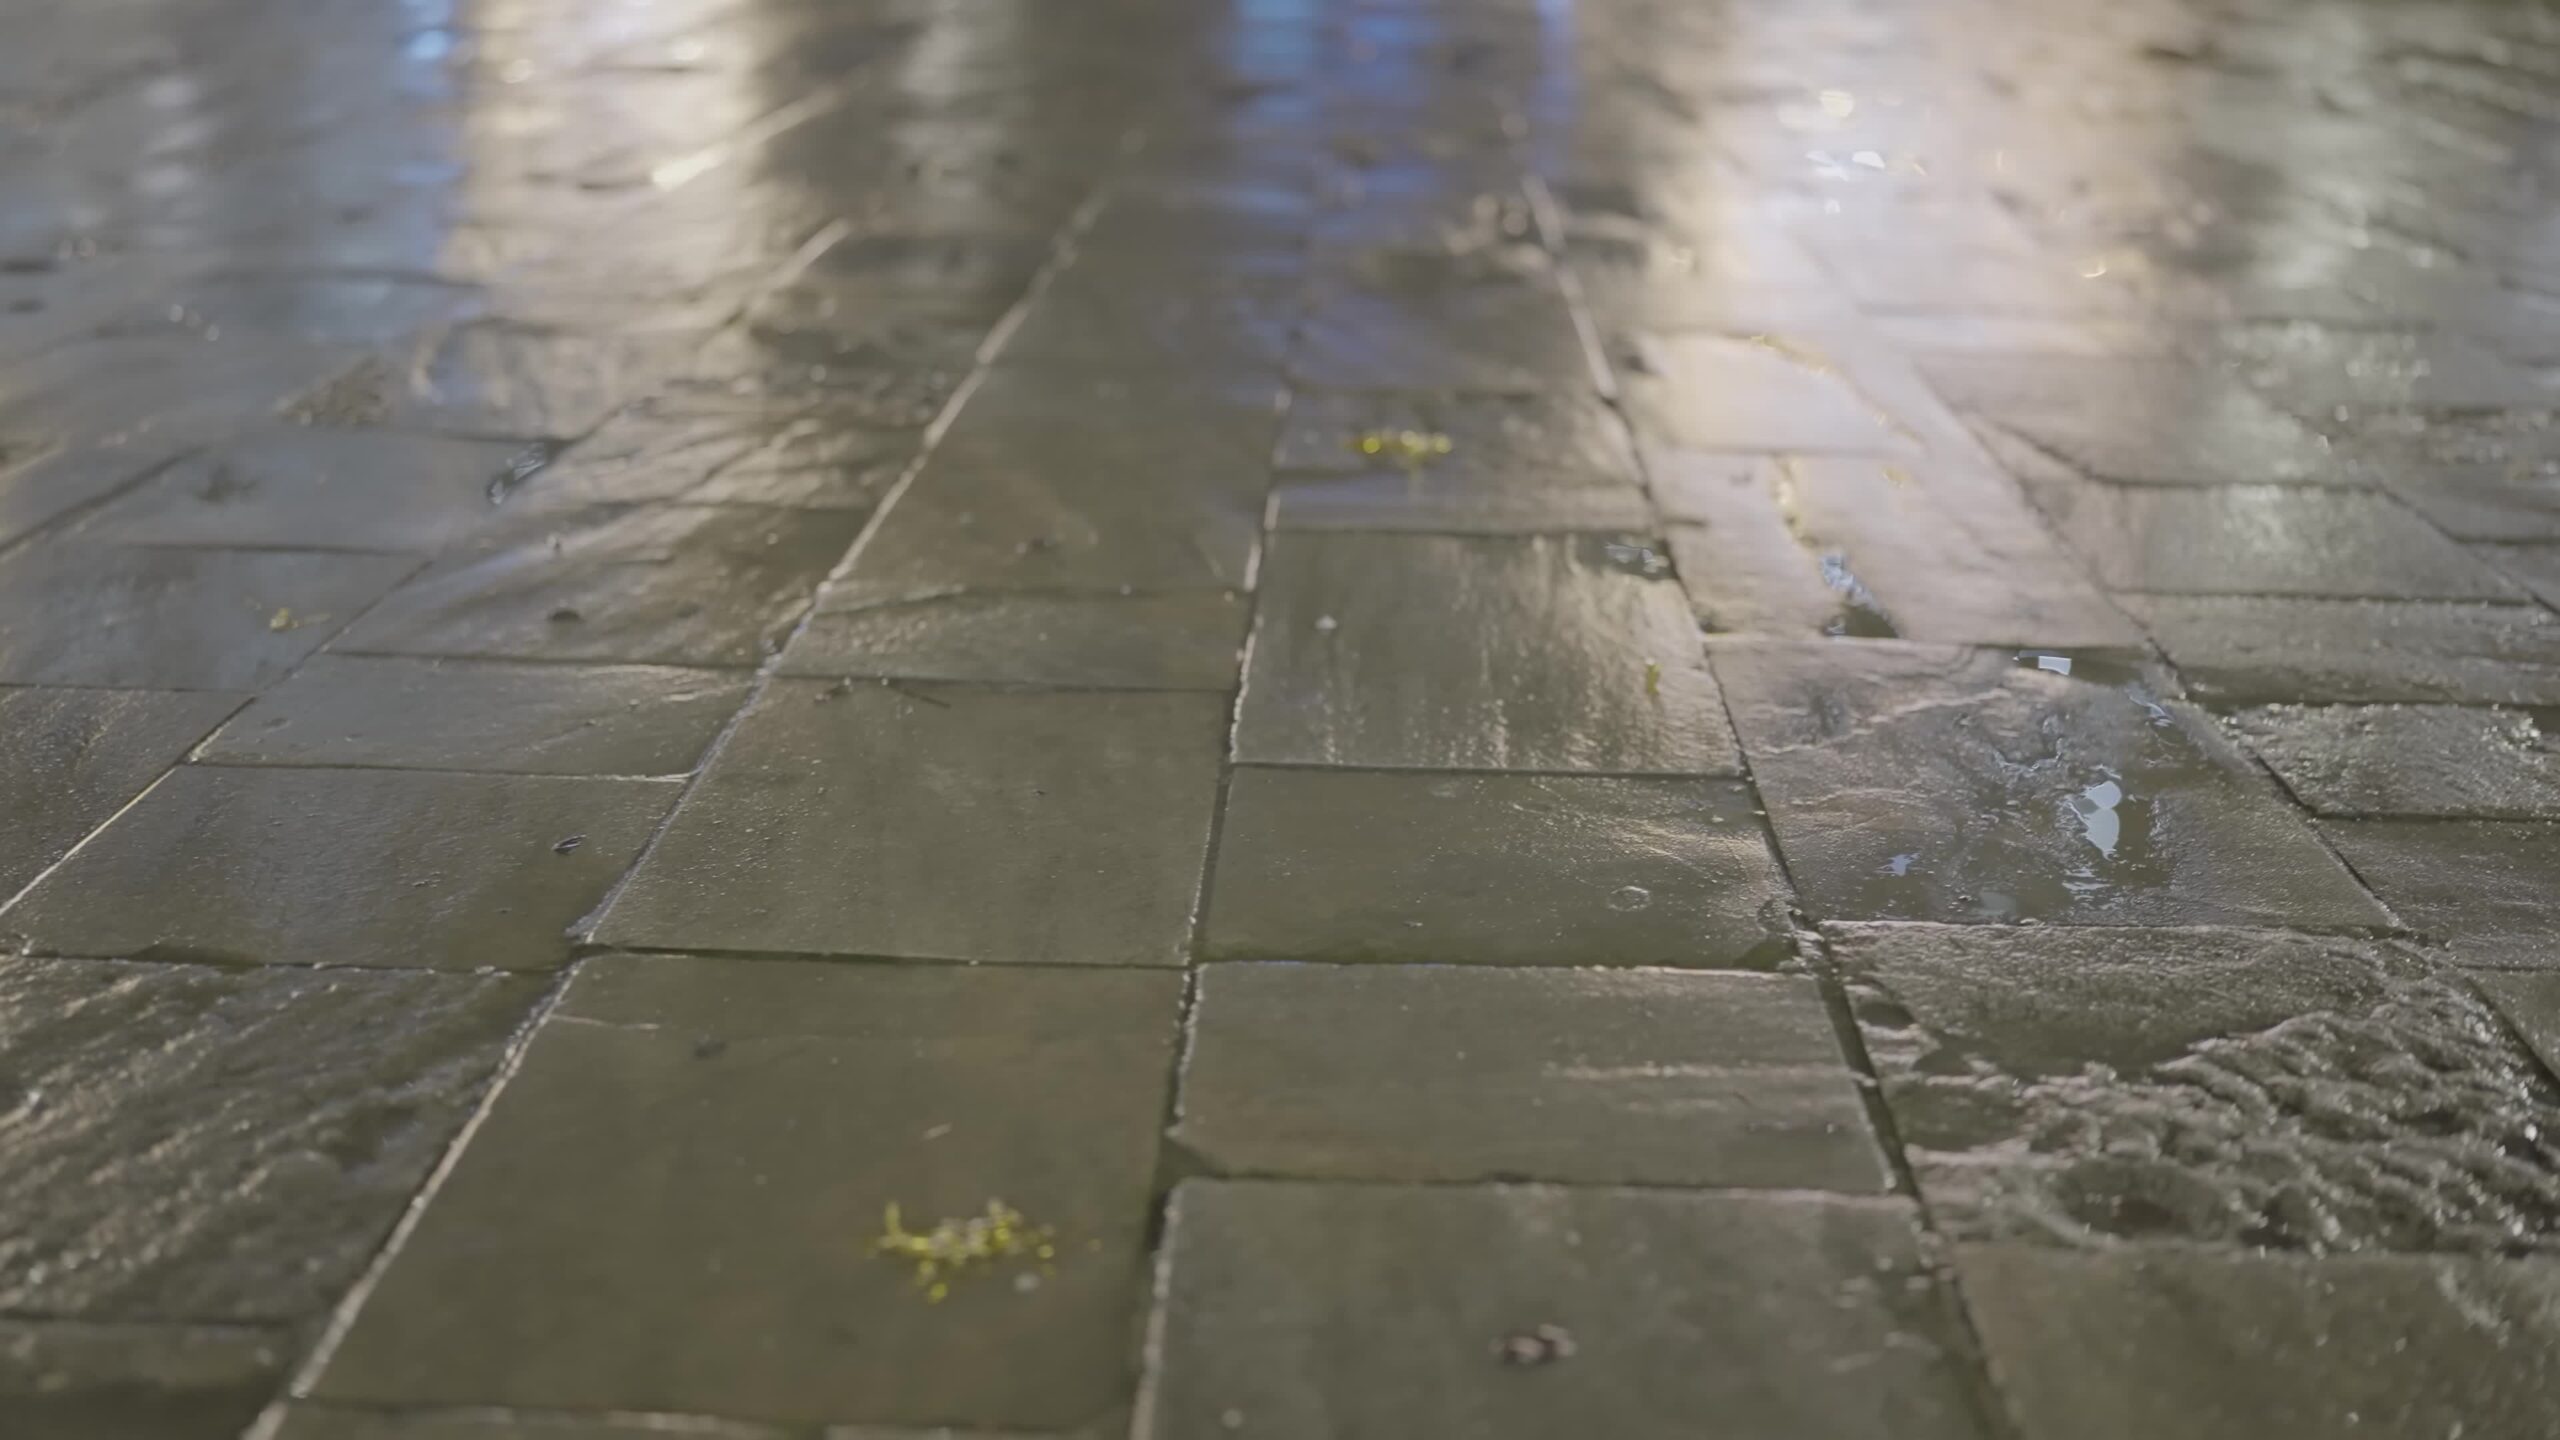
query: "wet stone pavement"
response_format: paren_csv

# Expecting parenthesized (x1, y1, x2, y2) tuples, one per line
(8, 1, 2560, 1438)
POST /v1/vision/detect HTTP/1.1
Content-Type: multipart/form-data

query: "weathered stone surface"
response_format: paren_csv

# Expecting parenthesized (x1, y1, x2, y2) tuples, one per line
(314, 957, 1181, 1432)
(2025, 479, 2520, 601)
(782, 590, 1246, 690)
(1716, 641, 2388, 928)
(0, 437, 207, 550)
(197, 656, 749, 775)
(2322, 819, 2560, 969)
(0, 544, 415, 689)
(1005, 274, 1297, 368)
(75, 426, 528, 551)
(2482, 541, 2560, 611)
(1139, 1183, 1991, 1440)
(597, 682, 1223, 965)
(0, 1319, 288, 1440)
(1834, 922, 2560, 1253)
(1273, 390, 1638, 487)
(1924, 354, 2353, 486)
(925, 365, 1282, 498)
(0, 956, 538, 1317)
(0, 686, 239, 898)
(1269, 474, 1653, 534)
(272, 1406, 792, 1440)
(1959, 1245, 2560, 1440)
(1619, 332, 1916, 455)
(2208, 323, 2547, 414)
(1205, 768, 1793, 967)
(1, 766, 677, 969)
(336, 505, 858, 667)
(2126, 595, 2560, 705)
(1292, 275, 1590, 394)
(1175, 964, 1884, 1189)
(2226, 703, 2560, 819)
(1236, 532, 1737, 773)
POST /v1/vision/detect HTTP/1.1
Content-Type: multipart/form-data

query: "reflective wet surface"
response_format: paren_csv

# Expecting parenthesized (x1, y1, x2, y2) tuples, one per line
(7, 0, 2560, 1434)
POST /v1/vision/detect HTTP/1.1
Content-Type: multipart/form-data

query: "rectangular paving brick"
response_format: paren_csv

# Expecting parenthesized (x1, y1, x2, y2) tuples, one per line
(1, 766, 677, 969)
(1291, 274, 1591, 394)
(2482, 541, 2560, 610)
(2321, 818, 2560, 968)
(1716, 640, 2390, 929)
(336, 505, 859, 667)
(313, 956, 1182, 1431)
(1268, 475, 1655, 535)
(2226, 703, 2560, 818)
(0, 685, 239, 899)
(1138, 1182, 1991, 1440)
(927, 364, 1283, 496)
(781, 589, 1247, 690)
(2124, 594, 2560, 705)
(1832, 922, 2560, 1252)
(0, 1317, 287, 1440)
(196, 656, 750, 775)
(0, 436, 209, 550)
(596, 681, 1224, 965)
(271, 1405, 793, 1440)
(0, 956, 539, 1319)
(1957, 1245, 2560, 1440)
(73, 426, 529, 552)
(1273, 390, 1639, 487)
(2024, 480, 2519, 600)
(2208, 323, 2547, 413)
(1005, 272, 1296, 368)
(1205, 768, 1793, 967)
(1923, 354, 2353, 486)
(0, 544, 416, 690)
(1618, 332, 1917, 455)
(1236, 532, 1737, 773)
(1175, 963, 1884, 1189)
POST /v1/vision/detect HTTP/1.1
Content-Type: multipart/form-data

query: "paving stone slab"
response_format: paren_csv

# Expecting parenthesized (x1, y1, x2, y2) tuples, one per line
(0, 435, 209, 550)
(1832, 922, 2560, 1253)
(1236, 532, 1737, 773)
(925, 365, 1283, 494)
(685, 420, 923, 512)
(2475, 970, 2560, 1080)
(2226, 703, 2560, 818)
(0, 685, 239, 899)
(2321, 818, 2560, 969)
(1617, 332, 1917, 455)
(74, 426, 529, 552)
(1138, 1182, 1991, 1440)
(1923, 354, 2355, 486)
(1174, 963, 1884, 1189)
(596, 681, 1223, 965)
(1205, 768, 1793, 967)
(2126, 594, 2560, 705)
(1715, 640, 2389, 928)
(1957, 1244, 2560, 1440)
(2208, 322, 2549, 414)
(0, 1318, 287, 1440)
(0, 544, 416, 690)
(272, 1406, 792, 1440)
(197, 656, 749, 775)
(0, 956, 539, 1318)
(2025, 476, 2519, 600)
(2481, 541, 2560, 610)
(782, 590, 1247, 690)
(335, 505, 859, 667)
(1, 766, 678, 969)
(1655, 450, 2139, 647)
(1272, 389, 1638, 486)
(1268, 475, 1654, 534)
(1004, 274, 1297, 368)
(1291, 275, 1591, 394)
(314, 956, 1182, 1432)
(283, 322, 678, 440)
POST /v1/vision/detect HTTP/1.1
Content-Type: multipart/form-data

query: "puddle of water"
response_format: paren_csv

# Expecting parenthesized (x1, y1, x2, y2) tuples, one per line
(2066, 777, 2123, 858)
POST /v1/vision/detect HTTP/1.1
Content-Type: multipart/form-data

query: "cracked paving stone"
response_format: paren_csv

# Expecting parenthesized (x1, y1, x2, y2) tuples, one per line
(780, 590, 1247, 691)
(0, 765, 678, 970)
(1291, 273, 1591, 394)
(1924, 355, 2356, 486)
(1139, 1182, 1991, 1440)
(2225, 703, 2560, 819)
(0, 685, 239, 898)
(1654, 450, 2140, 648)
(1958, 1245, 2560, 1440)
(0, 544, 415, 690)
(1615, 332, 1916, 456)
(596, 681, 1222, 965)
(2480, 541, 2560, 611)
(1714, 640, 2388, 929)
(2023, 479, 2521, 601)
(2321, 820, 2560, 970)
(1272, 390, 1639, 487)
(2123, 595, 2560, 705)
(334, 505, 860, 668)
(1205, 768, 1792, 968)
(312, 956, 1181, 1432)
(0, 957, 540, 1318)
(1833, 922, 2560, 1254)
(1236, 532, 1738, 773)
(73, 426, 530, 552)
(196, 655, 750, 776)
(0, 435, 213, 550)
(0, 1318, 288, 1440)
(1173, 963, 1885, 1190)
(2206, 323, 2550, 415)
